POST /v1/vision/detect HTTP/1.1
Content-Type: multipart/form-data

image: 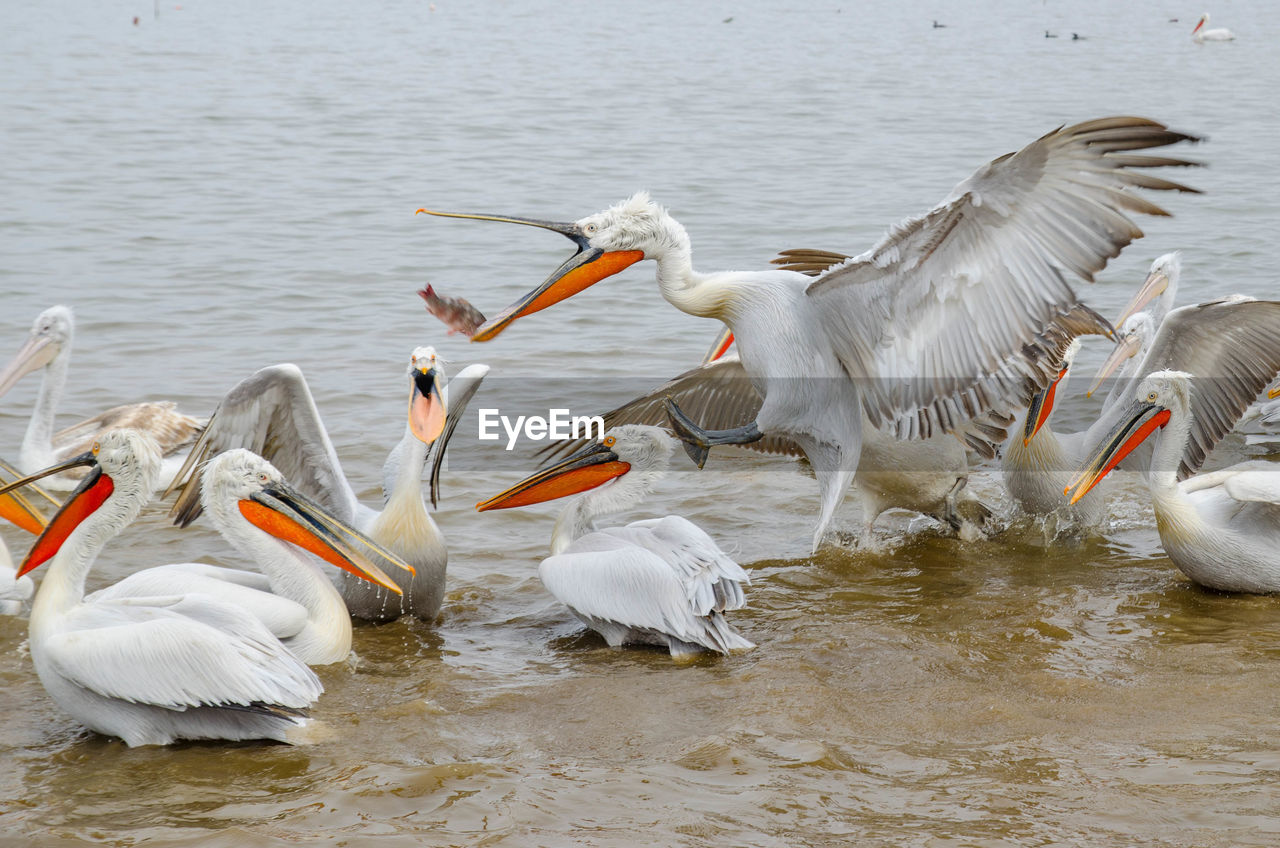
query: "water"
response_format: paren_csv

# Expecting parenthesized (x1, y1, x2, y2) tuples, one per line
(3, 0, 1280, 844)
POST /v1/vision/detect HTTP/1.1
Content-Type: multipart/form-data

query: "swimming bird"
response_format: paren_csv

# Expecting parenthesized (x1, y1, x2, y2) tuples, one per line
(479, 424, 753, 657)
(164, 346, 487, 621)
(420, 117, 1200, 550)
(1068, 370, 1280, 593)
(1192, 12, 1235, 42)
(0, 306, 202, 491)
(0, 430, 322, 746)
(83, 449, 414, 665)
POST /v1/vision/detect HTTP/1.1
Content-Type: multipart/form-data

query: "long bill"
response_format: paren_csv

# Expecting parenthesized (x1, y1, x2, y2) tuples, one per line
(1064, 400, 1171, 504)
(410, 364, 446, 444)
(0, 451, 113, 577)
(0, 333, 59, 398)
(238, 480, 415, 594)
(0, 488, 48, 536)
(476, 441, 631, 511)
(701, 326, 735, 365)
(415, 208, 643, 342)
(1086, 331, 1142, 398)
(1114, 266, 1170, 328)
(1023, 364, 1069, 445)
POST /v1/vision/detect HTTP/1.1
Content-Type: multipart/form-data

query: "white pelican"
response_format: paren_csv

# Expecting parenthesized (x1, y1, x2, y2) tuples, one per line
(0, 305, 203, 491)
(0, 430, 322, 746)
(83, 450, 414, 665)
(1192, 13, 1235, 42)
(1086, 252, 1182, 404)
(164, 346, 488, 621)
(540, 350, 996, 543)
(421, 117, 1200, 549)
(479, 424, 754, 657)
(1068, 371, 1280, 593)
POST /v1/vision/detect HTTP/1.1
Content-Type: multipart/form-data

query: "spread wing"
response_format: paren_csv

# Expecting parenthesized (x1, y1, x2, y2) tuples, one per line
(166, 364, 359, 527)
(803, 116, 1197, 440)
(53, 402, 204, 461)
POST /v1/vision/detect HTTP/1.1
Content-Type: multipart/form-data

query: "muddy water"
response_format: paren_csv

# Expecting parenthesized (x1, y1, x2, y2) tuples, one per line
(3, 0, 1280, 845)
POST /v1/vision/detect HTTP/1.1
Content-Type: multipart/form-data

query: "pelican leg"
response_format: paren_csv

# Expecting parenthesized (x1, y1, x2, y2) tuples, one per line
(663, 397, 763, 469)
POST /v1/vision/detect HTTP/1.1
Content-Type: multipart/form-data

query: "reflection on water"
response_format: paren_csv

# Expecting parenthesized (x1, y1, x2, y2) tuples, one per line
(3, 0, 1280, 843)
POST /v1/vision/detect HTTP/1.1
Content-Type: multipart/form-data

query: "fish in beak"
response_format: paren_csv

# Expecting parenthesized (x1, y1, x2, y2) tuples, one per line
(702, 326, 735, 365)
(1064, 399, 1172, 504)
(238, 479, 415, 595)
(0, 450, 114, 577)
(1023, 364, 1070, 445)
(416, 208, 643, 341)
(1114, 265, 1171, 329)
(477, 439, 631, 511)
(0, 332, 61, 398)
(1086, 331, 1143, 398)
(410, 360, 447, 444)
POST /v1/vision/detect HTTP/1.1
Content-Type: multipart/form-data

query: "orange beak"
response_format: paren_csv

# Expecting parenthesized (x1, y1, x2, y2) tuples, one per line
(477, 441, 631, 511)
(701, 326, 735, 365)
(416, 208, 643, 341)
(1023, 365, 1069, 445)
(0, 487, 47, 536)
(1065, 400, 1171, 504)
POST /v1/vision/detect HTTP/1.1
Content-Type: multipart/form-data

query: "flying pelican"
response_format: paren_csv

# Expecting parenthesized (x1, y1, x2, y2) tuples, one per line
(420, 117, 1200, 549)
(164, 346, 487, 621)
(478, 424, 753, 657)
(1192, 13, 1235, 42)
(82, 450, 414, 665)
(1068, 370, 1280, 593)
(0, 430, 322, 746)
(0, 305, 203, 491)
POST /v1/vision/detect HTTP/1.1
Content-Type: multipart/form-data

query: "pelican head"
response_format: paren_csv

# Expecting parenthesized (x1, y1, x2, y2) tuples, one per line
(1114, 252, 1181, 329)
(1067, 370, 1189, 503)
(476, 424, 672, 511)
(408, 346, 447, 444)
(1086, 311, 1157, 398)
(0, 305, 74, 398)
(1023, 338, 1081, 445)
(1192, 12, 1209, 35)
(415, 194, 676, 341)
(0, 429, 161, 577)
(202, 449, 413, 594)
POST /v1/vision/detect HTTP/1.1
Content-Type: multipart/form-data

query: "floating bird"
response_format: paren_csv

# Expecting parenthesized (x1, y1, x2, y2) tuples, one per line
(165, 347, 487, 621)
(933, 20, 946, 28)
(1072, 33, 1087, 40)
(1192, 12, 1235, 42)
(1068, 369, 1280, 593)
(0, 430, 322, 746)
(479, 425, 753, 657)
(1045, 30, 1058, 38)
(420, 117, 1200, 550)
(0, 306, 202, 491)
(83, 450, 414, 665)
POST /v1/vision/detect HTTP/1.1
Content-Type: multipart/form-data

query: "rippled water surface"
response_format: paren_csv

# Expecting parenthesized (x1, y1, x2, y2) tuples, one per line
(4, 0, 1280, 845)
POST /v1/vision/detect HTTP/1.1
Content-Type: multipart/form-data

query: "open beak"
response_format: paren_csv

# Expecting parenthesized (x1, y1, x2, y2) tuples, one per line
(416, 208, 643, 342)
(0, 451, 112, 577)
(1086, 332, 1142, 398)
(701, 326, 735, 365)
(239, 480, 414, 594)
(0, 334, 59, 398)
(1114, 268, 1169, 328)
(410, 366, 446, 444)
(1064, 400, 1171, 504)
(477, 440, 631, 511)
(0, 487, 48, 536)
(1023, 365, 1069, 445)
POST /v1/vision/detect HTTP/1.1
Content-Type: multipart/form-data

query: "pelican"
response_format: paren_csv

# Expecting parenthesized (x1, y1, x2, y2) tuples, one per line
(1239, 382, 1280, 447)
(0, 430, 322, 746)
(164, 346, 487, 621)
(0, 306, 203, 491)
(479, 425, 753, 657)
(1192, 13, 1235, 42)
(1086, 252, 1182, 403)
(420, 117, 1200, 549)
(83, 450, 414, 665)
(1068, 371, 1280, 593)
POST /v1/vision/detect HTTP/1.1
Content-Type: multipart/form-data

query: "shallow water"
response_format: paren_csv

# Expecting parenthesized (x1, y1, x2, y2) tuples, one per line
(3, 0, 1280, 844)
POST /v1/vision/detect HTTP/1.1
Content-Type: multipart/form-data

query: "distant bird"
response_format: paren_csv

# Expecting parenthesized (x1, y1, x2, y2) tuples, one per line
(1192, 12, 1235, 42)
(479, 425, 754, 658)
(1072, 33, 1087, 40)
(1045, 30, 1058, 38)
(0, 306, 202, 491)
(723, 16, 733, 24)
(933, 20, 946, 28)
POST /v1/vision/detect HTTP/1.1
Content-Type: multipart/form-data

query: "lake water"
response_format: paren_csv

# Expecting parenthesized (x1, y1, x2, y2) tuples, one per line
(3, 1, 1280, 845)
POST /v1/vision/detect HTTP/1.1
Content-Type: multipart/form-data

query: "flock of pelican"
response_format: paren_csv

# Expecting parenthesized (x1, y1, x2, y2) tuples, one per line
(3, 115, 1280, 747)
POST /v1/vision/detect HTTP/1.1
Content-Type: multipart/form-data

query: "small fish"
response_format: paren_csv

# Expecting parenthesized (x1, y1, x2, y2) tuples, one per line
(417, 285, 486, 338)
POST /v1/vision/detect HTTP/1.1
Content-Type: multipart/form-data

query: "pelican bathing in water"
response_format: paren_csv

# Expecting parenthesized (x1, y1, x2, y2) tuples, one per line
(0, 306, 203, 491)
(1192, 13, 1235, 42)
(164, 347, 488, 621)
(0, 430, 323, 746)
(479, 425, 753, 657)
(421, 117, 1200, 549)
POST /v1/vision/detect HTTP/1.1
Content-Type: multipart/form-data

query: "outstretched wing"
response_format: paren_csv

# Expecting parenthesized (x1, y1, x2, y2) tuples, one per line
(805, 117, 1197, 440)
(53, 402, 204, 461)
(165, 364, 359, 527)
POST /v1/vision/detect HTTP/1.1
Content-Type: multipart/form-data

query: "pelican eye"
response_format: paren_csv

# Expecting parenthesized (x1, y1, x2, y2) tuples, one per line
(91, 442, 100, 456)
(1147, 391, 1158, 402)
(603, 436, 616, 448)
(258, 472, 270, 484)
(582, 222, 598, 236)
